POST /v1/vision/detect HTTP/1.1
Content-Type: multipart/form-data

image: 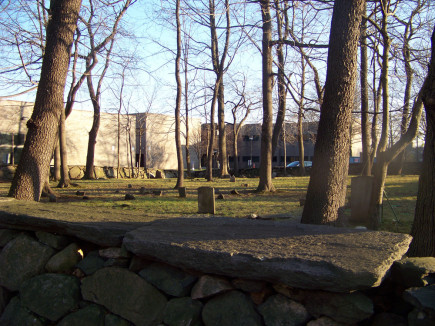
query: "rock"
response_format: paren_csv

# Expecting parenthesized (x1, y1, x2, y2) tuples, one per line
(156, 170, 165, 179)
(216, 193, 225, 200)
(69, 166, 84, 180)
(75, 251, 105, 275)
(191, 275, 233, 300)
(57, 304, 105, 326)
(0, 297, 44, 326)
(128, 184, 133, 188)
(36, 231, 70, 250)
(163, 297, 203, 326)
(0, 234, 55, 291)
(230, 189, 240, 195)
(105, 313, 132, 326)
(371, 312, 407, 326)
(125, 193, 135, 200)
(404, 285, 435, 311)
(49, 194, 57, 202)
(104, 258, 130, 268)
(20, 273, 80, 322)
(306, 316, 345, 326)
(300, 290, 373, 324)
(45, 243, 83, 273)
(81, 267, 167, 326)
(232, 278, 266, 293)
(76, 191, 85, 196)
(94, 167, 106, 179)
(153, 190, 164, 196)
(139, 187, 148, 195)
(83, 196, 90, 200)
(197, 187, 215, 214)
(129, 256, 151, 273)
(258, 294, 310, 326)
(392, 257, 435, 288)
(202, 291, 262, 326)
(178, 187, 187, 198)
(230, 175, 236, 182)
(247, 213, 258, 219)
(99, 247, 131, 259)
(139, 262, 197, 297)
(0, 286, 10, 315)
(0, 229, 21, 247)
(272, 172, 277, 178)
(123, 217, 411, 292)
(408, 308, 435, 326)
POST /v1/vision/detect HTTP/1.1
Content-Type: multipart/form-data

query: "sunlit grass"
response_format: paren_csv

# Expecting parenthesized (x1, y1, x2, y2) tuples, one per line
(0, 174, 418, 234)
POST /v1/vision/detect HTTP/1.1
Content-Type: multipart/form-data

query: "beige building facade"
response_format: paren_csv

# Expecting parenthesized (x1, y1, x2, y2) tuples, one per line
(0, 100, 200, 170)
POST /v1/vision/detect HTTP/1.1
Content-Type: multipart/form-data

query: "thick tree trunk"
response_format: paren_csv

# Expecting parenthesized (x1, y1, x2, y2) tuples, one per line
(174, 0, 184, 189)
(408, 28, 435, 257)
(9, 0, 82, 201)
(257, 0, 275, 192)
(301, 0, 364, 224)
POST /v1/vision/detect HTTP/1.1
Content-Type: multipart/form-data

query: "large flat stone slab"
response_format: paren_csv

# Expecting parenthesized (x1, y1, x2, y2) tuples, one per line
(123, 217, 412, 293)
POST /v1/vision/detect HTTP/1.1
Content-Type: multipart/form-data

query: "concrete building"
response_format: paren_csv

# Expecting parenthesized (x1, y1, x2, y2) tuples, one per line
(0, 100, 201, 170)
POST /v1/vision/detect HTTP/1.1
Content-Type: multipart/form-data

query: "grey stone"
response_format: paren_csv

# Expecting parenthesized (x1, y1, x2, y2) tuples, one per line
(404, 285, 435, 311)
(36, 230, 70, 249)
(0, 297, 44, 326)
(232, 278, 266, 293)
(306, 316, 345, 326)
(408, 308, 435, 326)
(392, 257, 435, 288)
(123, 217, 411, 292)
(300, 290, 373, 324)
(163, 297, 203, 326)
(0, 234, 55, 291)
(191, 275, 233, 299)
(229, 175, 236, 182)
(76, 251, 105, 275)
(0, 229, 20, 247)
(202, 291, 262, 326)
(105, 313, 132, 326)
(156, 170, 165, 179)
(69, 166, 84, 180)
(99, 246, 131, 259)
(153, 190, 164, 196)
(20, 273, 80, 322)
(125, 193, 135, 200)
(95, 167, 106, 179)
(198, 187, 215, 214)
(58, 304, 105, 326)
(0, 286, 10, 315)
(49, 194, 57, 202)
(129, 255, 151, 273)
(178, 187, 187, 198)
(139, 187, 149, 195)
(350, 176, 373, 227)
(45, 243, 83, 273)
(139, 262, 197, 297)
(81, 267, 167, 326)
(258, 294, 310, 326)
(104, 257, 130, 268)
(230, 189, 240, 195)
(217, 193, 225, 200)
(76, 191, 85, 196)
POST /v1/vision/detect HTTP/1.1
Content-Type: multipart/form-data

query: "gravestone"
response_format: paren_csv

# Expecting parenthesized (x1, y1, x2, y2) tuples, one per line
(198, 187, 215, 214)
(350, 176, 373, 227)
(178, 187, 187, 198)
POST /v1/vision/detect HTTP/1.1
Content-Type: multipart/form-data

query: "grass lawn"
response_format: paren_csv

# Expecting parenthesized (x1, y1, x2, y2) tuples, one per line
(0, 174, 419, 234)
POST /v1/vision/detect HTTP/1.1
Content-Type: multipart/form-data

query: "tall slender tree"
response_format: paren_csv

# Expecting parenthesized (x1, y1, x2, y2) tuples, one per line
(301, 0, 365, 224)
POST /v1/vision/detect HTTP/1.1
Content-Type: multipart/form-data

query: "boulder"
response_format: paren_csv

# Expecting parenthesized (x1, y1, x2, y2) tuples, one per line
(57, 304, 105, 326)
(123, 217, 411, 292)
(191, 275, 233, 300)
(202, 291, 262, 326)
(392, 257, 435, 288)
(0, 229, 21, 247)
(105, 313, 132, 326)
(0, 234, 55, 291)
(69, 166, 84, 180)
(156, 170, 165, 179)
(99, 247, 131, 259)
(35, 231, 70, 250)
(139, 262, 197, 297)
(404, 285, 435, 311)
(163, 297, 203, 326)
(20, 273, 80, 322)
(45, 243, 82, 273)
(0, 286, 10, 315)
(75, 251, 105, 275)
(81, 267, 167, 326)
(0, 297, 44, 326)
(124, 193, 136, 200)
(94, 167, 106, 179)
(306, 316, 345, 326)
(258, 294, 310, 326)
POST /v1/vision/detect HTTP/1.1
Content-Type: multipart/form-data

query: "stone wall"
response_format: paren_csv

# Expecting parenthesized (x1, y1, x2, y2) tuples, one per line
(0, 227, 433, 326)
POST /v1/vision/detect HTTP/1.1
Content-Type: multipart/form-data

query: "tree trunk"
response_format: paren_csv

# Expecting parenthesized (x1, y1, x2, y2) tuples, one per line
(58, 107, 70, 187)
(54, 137, 61, 181)
(233, 127, 239, 175)
(175, 0, 184, 188)
(9, 0, 82, 201)
(218, 82, 229, 177)
(298, 53, 306, 176)
(360, 3, 371, 176)
(301, 0, 364, 224)
(257, 0, 275, 192)
(408, 27, 435, 257)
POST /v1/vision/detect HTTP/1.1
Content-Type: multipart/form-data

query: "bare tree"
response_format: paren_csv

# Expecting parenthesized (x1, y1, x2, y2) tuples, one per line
(175, 0, 184, 188)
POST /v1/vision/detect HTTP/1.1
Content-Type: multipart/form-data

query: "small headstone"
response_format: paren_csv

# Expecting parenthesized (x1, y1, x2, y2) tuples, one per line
(155, 170, 165, 179)
(83, 196, 90, 200)
(178, 187, 187, 198)
(272, 172, 277, 179)
(114, 190, 120, 194)
(198, 187, 215, 214)
(127, 184, 132, 189)
(49, 194, 57, 202)
(139, 187, 148, 195)
(153, 190, 163, 196)
(125, 194, 135, 200)
(230, 175, 236, 182)
(230, 189, 240, 195)
(217, 193, 225, 200)
(76, 191, 85, 196)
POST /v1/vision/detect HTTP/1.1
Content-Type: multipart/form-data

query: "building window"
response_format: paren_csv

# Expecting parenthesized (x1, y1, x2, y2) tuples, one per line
(242, 135, 259, 142)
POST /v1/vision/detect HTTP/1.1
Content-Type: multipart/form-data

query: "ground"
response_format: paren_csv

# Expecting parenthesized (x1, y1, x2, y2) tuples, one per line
(0, 175, 419, 234)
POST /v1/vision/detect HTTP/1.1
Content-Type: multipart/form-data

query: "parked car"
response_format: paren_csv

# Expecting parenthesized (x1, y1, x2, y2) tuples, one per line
(286, 161, 312, 175)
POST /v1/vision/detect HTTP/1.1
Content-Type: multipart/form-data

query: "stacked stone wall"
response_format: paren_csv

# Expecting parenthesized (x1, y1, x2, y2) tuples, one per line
(0, 227, 433, 326)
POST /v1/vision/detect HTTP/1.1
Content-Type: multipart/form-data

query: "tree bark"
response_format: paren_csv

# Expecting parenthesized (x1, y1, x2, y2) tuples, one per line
(175, 0, 184, 188)
(408, 26, 435, 257)
(54, 137, 61, 181)
(218, 82, 229, 177)
(58, 107, 71, 187)
(301, 0, 364, 224)
(257, 0, 275, 192)
(9, 0, 82, 201)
